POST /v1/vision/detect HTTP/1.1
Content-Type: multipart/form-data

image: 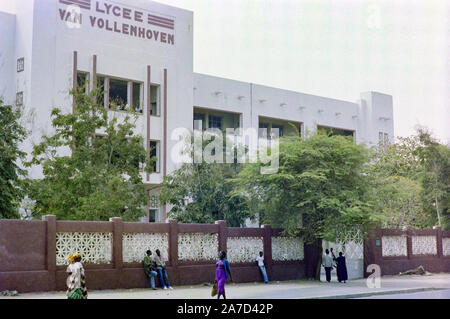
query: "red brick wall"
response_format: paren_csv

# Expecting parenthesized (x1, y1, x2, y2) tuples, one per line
(364, 227, 450, 277)
(0, 216, 306, 293)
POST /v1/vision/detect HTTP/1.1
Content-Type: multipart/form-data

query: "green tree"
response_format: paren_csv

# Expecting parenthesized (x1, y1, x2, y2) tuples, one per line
(371, 175, 427, 228)
(369, 135, 428, 228)
(370, 135, 422, 179)
(233, 133, 377, 278)
(159, 134, 252, 227)
(415, 128, 450, 229)
(0, 100, 27, 219)
(26, 88, 153, 221)
(369, 128, 450, 230)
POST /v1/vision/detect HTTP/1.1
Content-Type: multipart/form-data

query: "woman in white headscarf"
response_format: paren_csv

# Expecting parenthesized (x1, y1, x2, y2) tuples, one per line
(66, 253, 88, 299)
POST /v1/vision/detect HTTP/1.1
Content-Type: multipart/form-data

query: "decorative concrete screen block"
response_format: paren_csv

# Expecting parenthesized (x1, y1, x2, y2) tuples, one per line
(336, 228, 364, 259)
(443, 238, 450, 256)
(272, 237, 304, 261)
(122, 233, 169, 263)
(227, 237, 264, 263)
(412, 236, 437, 256)
(381, 236, 407, 257)
(178, 233, 219, 261)
(56, 232, 112, 266)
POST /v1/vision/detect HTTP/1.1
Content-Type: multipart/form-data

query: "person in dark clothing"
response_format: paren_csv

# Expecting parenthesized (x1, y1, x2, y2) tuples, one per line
(143, 250, 158, 290)
(335, 252, 348, 283)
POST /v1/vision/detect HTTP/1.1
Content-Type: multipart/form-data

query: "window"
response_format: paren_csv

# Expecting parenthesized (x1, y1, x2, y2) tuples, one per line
(318, 126, 354, 138)
(259, 122, 269, 138)
(149, 209, 157, 223)
(271, 124, 284, 138)
(17, 58, 24, 72)
(16, 92, 24, 106)
(132, 82, 143, 113)
(379, 132, 389, 145)
(150, 85, 160, 116)
(379, 132, 389, 147)
(209, 115, 222, 130)
(148, 191, 160, 223)
(96, 76, 145, 113)
(97, 76, 105, 107)
(149, 141, 160, 173)
(77, 72, 89, 93)
(109, 78, 128, 110)
(194, 113, 205, 130)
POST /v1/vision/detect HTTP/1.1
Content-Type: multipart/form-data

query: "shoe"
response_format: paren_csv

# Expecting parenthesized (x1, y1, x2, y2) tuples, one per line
(152, 288, 157, 290)
(169, 287, 174, 290)
(163, 287, 167, 290)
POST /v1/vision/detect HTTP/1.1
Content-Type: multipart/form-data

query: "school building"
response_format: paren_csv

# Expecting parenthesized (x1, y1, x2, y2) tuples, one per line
(0, 0, 394, 224)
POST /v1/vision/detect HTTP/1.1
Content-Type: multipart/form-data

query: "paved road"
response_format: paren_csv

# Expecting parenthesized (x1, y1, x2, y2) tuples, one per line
(360, 289, 450, 299)
(1, 273, 450, 299)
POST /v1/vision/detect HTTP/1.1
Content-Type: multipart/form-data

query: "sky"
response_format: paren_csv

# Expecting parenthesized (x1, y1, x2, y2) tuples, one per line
(1, 0, 449, 143)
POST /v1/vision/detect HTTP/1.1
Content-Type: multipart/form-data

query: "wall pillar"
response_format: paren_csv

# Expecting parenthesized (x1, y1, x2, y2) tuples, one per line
(43, 215, 57, 292)
(146, 65, 151, 182)
(72, 51, 77, 114)
(262, 225, 273, 280)
(110, 217, 123, 271)
(162, 68, 168, 221)
(406, 229, 413, 259)
(434, 226, 443, 258)
(146, 189, 150, 223)
(363, 229, 378, 278)
(92, 54, 97, 89)
(167, 219, 179, 284)
(215, 220, 227, 253)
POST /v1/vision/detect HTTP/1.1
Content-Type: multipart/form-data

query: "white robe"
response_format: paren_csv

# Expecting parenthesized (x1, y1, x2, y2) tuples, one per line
(66, 262, 85, 290)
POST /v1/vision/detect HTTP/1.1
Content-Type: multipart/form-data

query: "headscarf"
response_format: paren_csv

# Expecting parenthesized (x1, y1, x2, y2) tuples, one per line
(67, 253, 81, 264)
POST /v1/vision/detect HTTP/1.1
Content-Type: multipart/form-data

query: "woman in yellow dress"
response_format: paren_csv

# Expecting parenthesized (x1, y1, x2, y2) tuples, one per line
(66, 253, 88, 299)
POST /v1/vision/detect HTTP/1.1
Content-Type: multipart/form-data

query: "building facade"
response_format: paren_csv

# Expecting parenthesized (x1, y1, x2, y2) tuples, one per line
(0, 0, 394, 224)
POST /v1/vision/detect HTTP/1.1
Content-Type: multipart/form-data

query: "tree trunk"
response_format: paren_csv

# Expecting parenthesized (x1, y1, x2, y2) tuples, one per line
(305, 238, 323, 280)
(315, 249, 323, 281)
(435, 196, 442, 227)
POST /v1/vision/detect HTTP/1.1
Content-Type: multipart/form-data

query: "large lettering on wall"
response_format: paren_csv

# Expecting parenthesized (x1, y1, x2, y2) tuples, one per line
(58, 0, 175, 45)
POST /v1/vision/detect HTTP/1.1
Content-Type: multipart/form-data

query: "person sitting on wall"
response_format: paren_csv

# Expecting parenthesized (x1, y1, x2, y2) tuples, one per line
(256, 251, 269, 284)
(153, 249, 173, 290)
(66, 253, 88, 299)
(144, 250, 158, 290)
(335, 252, 349, 283)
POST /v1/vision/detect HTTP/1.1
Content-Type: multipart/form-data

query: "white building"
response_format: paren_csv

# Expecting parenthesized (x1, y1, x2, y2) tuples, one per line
(0, 0, 394, 224)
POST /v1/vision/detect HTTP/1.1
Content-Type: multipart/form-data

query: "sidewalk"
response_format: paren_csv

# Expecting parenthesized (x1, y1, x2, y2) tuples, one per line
(2, 273, 450, 299)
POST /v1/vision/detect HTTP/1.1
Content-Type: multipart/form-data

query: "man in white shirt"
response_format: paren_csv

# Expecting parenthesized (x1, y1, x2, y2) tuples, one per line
(322, 249, 334, 282)
(256, 251, 269, 284)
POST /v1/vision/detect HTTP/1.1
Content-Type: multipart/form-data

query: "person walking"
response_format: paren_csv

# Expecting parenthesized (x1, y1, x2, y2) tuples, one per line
(335, 252, 348, 283)
(330, 247, 337, 261)
(256, 251, 269, 284)
(154, 249, 173, 290)
(66, 253, 88, 299)
(215, 250, 232, 299)
(322, 249, 334, 283)
(143, 250, 158, 290)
